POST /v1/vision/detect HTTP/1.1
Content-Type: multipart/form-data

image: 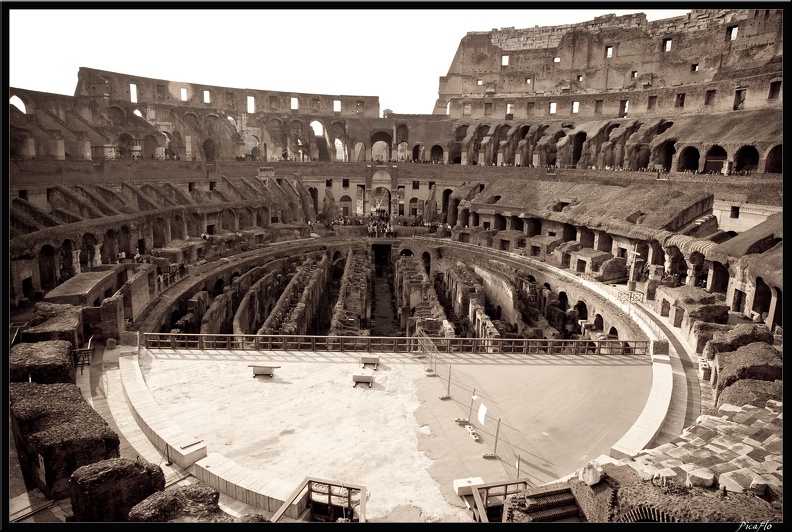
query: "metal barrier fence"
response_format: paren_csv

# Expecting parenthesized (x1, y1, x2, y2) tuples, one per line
(142, 332, 649, 356)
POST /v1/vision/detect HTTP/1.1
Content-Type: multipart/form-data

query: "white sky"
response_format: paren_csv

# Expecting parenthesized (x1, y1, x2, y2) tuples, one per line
(9, 8, 691, 115)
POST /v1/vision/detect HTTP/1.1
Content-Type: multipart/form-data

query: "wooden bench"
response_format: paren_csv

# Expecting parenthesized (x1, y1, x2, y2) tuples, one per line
(359, 355, 379, 370)
(352, 372, 374, 388)
(249, 365, 280, 377)
(73, 336, 94, 375)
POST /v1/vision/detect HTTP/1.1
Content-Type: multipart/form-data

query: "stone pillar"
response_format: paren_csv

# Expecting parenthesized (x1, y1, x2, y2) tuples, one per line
(93, 244, 103, 267)
(72, 250, 82, 275)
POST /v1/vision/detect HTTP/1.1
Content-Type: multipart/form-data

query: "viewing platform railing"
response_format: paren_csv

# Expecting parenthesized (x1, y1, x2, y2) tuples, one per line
(142, 332, 648, 356)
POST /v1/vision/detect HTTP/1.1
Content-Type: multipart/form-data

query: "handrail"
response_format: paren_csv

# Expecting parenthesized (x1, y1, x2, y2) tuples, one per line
(142, 332, 649, 356)
(271, 476, 367, 523)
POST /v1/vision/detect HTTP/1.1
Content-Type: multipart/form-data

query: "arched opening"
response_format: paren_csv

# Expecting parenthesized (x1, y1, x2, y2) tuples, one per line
(558, 292, 569, 312)
(10, 95, 26, 114)
(593, 314, 604, 332)
(308, 187, 319, 216)
(60, 239, 76, 278)
(752, 277, 772, 319)
(412, 144, 422, 163)
(396, 141, 409, 162)
(430, 145, 444, 163)
(203, 138, 217, 162)
(442, 189, 453, 216)
(494, 213, 507, 231)
(526, 218, 542, 237)
(400, 249, 414, 257)
(371, 141, 390, 163)
(213, 278, 225, 298)
(765, 144, 782, 173)
(340, 195, 353, 218)
(101, 229, 118, 264)
(704, 145, 727, 174)
(733, 145, 759, 173)
(118, 133, 135, 159)
(572, 132, 586, 167)
(371, 187, 391, 216)
(597, 232, 613, 253)
(39, 245, 57, 290)
(575, 301, 588, 322)
(408, 197, 419, 217)
(422, 251, 431, 275)
(141, 134, 159, 159)
(80, 233, 97, 270)
(607, 326, 619, 339)
(118, 225, 132, 256)
(345, 140, 361, 162)
(676, 145, 699, 172)
(653, 139, 676, 171)
(245, 135, 259, 159)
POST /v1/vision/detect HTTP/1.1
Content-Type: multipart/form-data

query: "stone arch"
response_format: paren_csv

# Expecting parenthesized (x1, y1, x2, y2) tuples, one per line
(752, 277, 772, 319)
(203, 138, 217, 162)
(593, 314, 604, 332)
(572, 132, 587, 167)
(618, 506, 678, 523)
(558, 291, 569, 312)
(422, 251, 431, 276)
(575, 300, 588, 322)
(371, 187, 391, 215)
(308, 187, 319, 215)
(494, 213, 506, 231)
(704, 145, 727, 173)
(400, 248, 414, 257)
(733, 145, 760, 173)
(526, 218, 542, 237)
(80, 233, 98, 270)
(607, 326, 618, 339)
(9, 94, 28, 114)
(101, 229, 118, 264)
(676, 145, 699, 172)
(371, 131, 392, 162)
(430, 144, 444, 163)
(60, 239, 76, 278)
(352, 141, 366, 162)
(339, 195, 353, 217)
(408, 197, 419, 217)
(653, 139, 676, 171)
(39, 244, 57, 290)
(256, 207, 269, 227)
(117, 133, 135, 159)
(764, 144, 782, 173)
(412, 144, 423, 163)
(245, 135, 259, 157)
(396, 141, 409, 162)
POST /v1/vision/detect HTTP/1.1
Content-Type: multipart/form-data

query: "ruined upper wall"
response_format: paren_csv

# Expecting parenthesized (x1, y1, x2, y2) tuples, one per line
(487, 10, 758, 51)
(74, 67, 380, 119)
(437, 9, 783, 117)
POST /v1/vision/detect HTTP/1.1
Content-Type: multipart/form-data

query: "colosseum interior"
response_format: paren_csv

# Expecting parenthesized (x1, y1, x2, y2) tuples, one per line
(8, 8, 782, 523)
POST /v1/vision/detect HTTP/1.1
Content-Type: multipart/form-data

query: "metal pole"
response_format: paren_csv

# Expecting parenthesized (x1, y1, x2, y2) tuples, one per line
(516, 454, 520, 479)
(468, 388, 476, 422)
(492, 418, 501, 455)
(446, 365, 451, 397)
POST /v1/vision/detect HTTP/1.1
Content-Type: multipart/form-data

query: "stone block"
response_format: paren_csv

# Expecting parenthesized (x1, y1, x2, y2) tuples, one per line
(453, 477, 484, 496)
(718, 468, 754, 493)
(686, 468, 715, 488)
(106, 338, 117, 350)
(579, 460, 605, 486)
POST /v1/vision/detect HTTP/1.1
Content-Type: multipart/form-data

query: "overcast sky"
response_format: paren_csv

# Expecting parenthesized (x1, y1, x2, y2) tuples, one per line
(9, 7, 691, 115)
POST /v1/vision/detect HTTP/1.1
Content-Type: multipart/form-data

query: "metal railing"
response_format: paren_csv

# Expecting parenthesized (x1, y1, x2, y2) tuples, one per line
(142, 332, 648, 356)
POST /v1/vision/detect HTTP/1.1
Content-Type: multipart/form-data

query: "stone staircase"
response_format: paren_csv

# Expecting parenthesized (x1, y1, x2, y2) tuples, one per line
(505, 482, 583, 523)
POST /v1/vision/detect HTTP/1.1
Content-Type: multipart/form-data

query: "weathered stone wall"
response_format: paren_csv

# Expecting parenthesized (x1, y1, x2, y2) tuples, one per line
(10, 340, 75, 384)
(10, 382, 120, 500)
(70, 458, 165, 522)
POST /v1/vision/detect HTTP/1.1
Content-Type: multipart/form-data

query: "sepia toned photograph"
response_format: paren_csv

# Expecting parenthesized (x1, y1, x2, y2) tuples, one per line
(7, 5, 782, 524)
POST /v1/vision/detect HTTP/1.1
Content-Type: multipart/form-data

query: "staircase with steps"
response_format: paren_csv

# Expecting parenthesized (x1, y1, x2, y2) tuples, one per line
(504, 482, 583, 523)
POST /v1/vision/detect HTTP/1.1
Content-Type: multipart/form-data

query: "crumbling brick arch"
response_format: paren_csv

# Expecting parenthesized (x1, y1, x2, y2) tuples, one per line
(764, 144, 781, 173)
(733, 145, 760, 173)
(430, 144, 444, 163)
(675, 144, 699, 172)
(703, 144, 727, 173)
(650, 138, 676, 172)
